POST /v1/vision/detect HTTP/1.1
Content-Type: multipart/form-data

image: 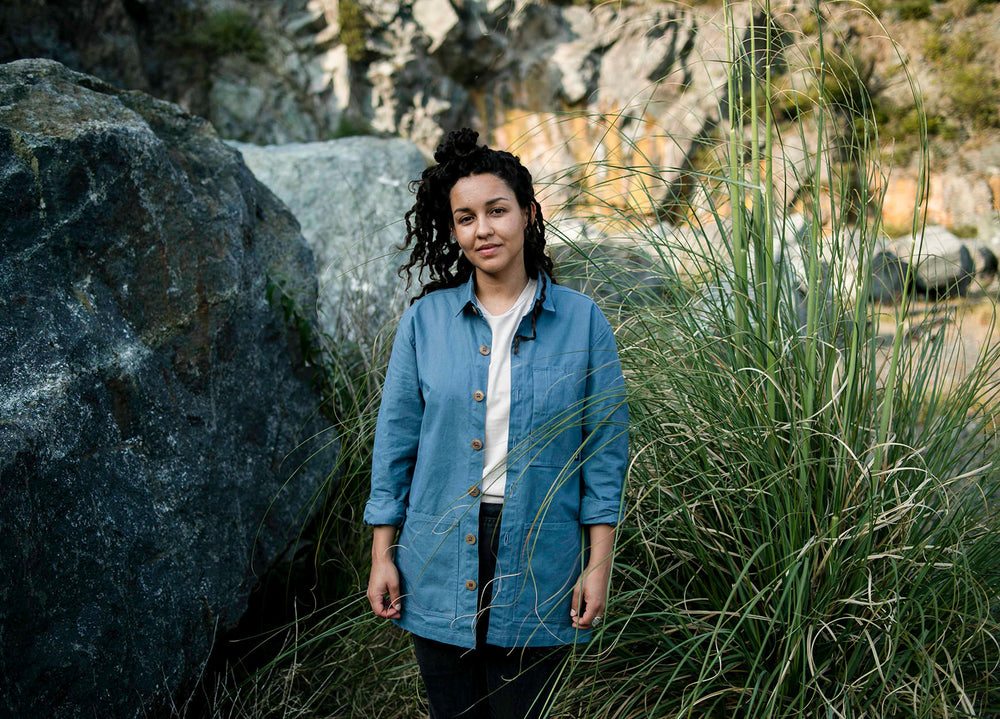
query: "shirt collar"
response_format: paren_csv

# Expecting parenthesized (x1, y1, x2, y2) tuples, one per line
(457, 272, 555, 316)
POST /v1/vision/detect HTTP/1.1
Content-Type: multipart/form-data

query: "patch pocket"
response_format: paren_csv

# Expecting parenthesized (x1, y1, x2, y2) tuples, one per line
(520, 520, 584, 622)
(395, 510, 459, 618)
(529, 366, 584, 468)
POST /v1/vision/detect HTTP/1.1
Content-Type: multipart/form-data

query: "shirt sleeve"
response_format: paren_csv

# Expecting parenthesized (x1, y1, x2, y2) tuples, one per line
(364, 309, 423, 527)
(579, 309, 629, 526)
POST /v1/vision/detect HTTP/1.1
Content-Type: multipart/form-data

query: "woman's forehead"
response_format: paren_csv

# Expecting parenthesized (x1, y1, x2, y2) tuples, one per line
(449, 173, 516, 206)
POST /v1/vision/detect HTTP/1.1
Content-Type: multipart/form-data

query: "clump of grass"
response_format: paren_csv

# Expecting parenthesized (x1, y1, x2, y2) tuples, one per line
(866, 0, 939, 19)
(896, 0, 935, 19)
(332, 114, 372, 139)
(947, 64, 1000, 130)
(916, 26, 1000, 136)
(552, 1, 1000, 716)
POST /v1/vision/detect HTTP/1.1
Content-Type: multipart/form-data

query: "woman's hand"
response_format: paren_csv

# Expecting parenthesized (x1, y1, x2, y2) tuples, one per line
(368, 559, 402, 619)
(570, 523, 615, 629)
(570, 562, 610, 629)
(367, 525, 402, 619)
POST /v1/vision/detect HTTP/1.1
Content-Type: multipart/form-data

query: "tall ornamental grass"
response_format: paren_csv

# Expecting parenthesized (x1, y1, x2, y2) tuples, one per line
(196, 1, 999, 716)
(551, 1, 1000, 717)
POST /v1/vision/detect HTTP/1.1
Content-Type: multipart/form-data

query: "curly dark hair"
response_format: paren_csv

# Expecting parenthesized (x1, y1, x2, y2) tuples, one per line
(399, 128, 555, 300)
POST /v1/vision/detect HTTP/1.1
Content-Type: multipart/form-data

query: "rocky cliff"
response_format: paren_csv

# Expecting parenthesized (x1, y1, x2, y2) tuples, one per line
(0, 59, 336, 717)
(4, 0, 996, 238)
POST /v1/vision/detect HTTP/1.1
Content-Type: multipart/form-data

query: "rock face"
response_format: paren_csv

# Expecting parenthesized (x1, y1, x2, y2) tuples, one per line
(0, 59, 335, 717)
(4, 0, 1000, 239)
(0, 0, 342, 146)
(0, 1, 808, 216)
(229, 137, 427, 339)
(353, 0, 739, 215)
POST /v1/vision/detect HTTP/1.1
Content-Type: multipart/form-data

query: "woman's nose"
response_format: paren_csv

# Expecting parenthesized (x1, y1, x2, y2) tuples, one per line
(476, 218, 493, 237)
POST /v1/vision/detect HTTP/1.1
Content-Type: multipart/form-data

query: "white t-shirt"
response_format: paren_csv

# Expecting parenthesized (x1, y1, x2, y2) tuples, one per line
(476, 278, 538, 504)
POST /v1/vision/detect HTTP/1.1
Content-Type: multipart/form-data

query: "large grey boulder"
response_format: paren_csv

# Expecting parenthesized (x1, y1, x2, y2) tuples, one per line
(889, 225, 996, 298)
(229, 137, 427, 340)
(0, 59, 335, 717)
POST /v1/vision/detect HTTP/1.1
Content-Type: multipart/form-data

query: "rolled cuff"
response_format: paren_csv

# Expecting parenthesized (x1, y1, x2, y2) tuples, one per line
(363, 499, 406, 527)
(579, 497, 623, 526)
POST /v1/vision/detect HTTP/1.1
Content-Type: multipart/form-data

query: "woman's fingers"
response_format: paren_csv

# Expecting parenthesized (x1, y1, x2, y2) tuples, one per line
(579, 594, 605, 627)
(570, 571, 607, 629)
(368, 562, 403, 619)
(570, 582, 582, 626)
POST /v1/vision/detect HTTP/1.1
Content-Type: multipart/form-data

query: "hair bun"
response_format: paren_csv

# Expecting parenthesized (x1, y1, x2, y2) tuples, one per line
(433, 128, 482, 164)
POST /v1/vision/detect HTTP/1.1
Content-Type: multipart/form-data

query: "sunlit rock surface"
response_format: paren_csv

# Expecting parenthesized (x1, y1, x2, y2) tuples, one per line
(230, 136, 427, 338)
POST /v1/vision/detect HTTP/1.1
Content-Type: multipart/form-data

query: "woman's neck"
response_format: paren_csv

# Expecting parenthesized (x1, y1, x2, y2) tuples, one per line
(475, 269, 531, 315)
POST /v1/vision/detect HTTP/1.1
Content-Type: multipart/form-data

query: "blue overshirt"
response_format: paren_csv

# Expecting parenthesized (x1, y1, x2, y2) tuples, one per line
(364, 273, 629, 648)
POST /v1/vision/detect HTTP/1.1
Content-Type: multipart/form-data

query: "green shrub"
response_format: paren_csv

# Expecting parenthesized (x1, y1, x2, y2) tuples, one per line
(895, 0, 934, 19)
(338, 0, 370, 63)
(877, 102, 944, 148)
(948, 64, 1000, 129)
(923, 30, 948, 60)
(549, 0, 639, 5)
(190, 9, 267, 63)
(332, 114, 372, 139)
(949, 31, 980, 62)
(925, 30, 978, 64)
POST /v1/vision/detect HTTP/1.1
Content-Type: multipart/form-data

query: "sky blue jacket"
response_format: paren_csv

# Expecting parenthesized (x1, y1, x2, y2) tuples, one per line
(364, 273, 629, 648)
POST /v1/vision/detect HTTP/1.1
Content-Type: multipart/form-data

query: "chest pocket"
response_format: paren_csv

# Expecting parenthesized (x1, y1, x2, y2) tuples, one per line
(528, 365, 585, 468)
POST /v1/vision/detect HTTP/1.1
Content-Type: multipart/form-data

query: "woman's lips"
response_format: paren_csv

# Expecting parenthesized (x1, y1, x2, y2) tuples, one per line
(477, 244, 501, 256)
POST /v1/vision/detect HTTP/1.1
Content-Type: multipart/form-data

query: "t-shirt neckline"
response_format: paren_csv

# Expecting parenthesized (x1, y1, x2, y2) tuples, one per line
(476, 277, 537, 320)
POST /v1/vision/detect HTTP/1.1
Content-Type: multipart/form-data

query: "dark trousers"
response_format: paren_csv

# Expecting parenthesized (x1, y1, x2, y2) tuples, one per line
(411, 502, 568, 719)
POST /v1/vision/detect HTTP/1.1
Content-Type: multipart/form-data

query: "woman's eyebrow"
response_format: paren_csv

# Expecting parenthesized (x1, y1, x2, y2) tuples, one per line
(452, 197, 513, 215)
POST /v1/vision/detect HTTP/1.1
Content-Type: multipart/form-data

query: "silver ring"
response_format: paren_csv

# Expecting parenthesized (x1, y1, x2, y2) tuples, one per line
(592, 615, 603, 627)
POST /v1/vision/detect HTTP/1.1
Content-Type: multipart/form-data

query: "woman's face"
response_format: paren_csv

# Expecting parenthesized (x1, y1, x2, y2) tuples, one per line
(449, 173, 529, 287)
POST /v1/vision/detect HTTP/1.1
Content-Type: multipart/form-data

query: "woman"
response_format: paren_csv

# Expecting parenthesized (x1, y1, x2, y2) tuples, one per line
(364, 128, 629, 719)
